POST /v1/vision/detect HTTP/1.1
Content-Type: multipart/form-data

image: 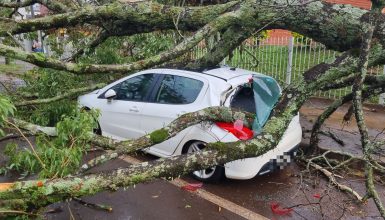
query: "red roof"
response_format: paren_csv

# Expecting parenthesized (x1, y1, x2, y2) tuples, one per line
(325, 0, 371, 9)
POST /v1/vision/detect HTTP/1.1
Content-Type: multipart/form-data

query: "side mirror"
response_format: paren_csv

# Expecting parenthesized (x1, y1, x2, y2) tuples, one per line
(105, 89, 117, 100)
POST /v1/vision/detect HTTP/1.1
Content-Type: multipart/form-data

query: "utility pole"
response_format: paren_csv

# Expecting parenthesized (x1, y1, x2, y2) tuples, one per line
(286, 36, 294, 85)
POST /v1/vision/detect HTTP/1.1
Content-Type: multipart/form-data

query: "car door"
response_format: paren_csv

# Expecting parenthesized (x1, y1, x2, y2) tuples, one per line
(141, 72, 208, 156)
(98, 73, 159, 140)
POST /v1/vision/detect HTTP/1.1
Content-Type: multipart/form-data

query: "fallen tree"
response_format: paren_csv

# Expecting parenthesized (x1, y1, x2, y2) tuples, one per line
(0, 0, 385, 218)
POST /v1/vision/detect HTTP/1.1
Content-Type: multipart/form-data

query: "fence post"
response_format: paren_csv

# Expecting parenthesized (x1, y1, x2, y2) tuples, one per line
(286, 36, 294, 85)
(379, 65, 385, 105)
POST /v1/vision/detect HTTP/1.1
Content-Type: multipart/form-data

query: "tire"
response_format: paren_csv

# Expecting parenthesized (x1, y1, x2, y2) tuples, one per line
(183, 141, 225, 183)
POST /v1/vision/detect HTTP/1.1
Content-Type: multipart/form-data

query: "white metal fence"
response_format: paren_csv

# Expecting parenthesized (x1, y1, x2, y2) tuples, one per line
(192, 36, 385, 104)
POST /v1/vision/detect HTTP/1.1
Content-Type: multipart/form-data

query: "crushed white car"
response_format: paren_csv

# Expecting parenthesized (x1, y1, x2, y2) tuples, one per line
(78, 67, 302, 182)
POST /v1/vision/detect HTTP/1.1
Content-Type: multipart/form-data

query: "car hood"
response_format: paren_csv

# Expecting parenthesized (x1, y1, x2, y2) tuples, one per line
(89, 89, 101, 94)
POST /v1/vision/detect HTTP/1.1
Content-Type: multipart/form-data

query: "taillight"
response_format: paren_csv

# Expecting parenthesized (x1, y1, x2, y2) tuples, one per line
(215, 122, 254, 140)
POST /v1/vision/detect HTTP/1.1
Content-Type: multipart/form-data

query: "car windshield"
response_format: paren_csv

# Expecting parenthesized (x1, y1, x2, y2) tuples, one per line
(252, 75, 281, 134)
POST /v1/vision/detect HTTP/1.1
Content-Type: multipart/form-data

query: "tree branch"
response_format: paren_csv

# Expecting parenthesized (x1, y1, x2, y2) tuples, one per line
(8, 118, 57, 136)
(79, 106, 256, 172)
(351, 3, 385, 216)
(307, 160, 363, 201)
(309, 85, 385, 147)
(65, 30, 110, 61)
(15, 83, 105, 107)
(186, 25, 252, 70)
(1, 0, 385, 53)
(0, 1, 240, 36)
(0, 10, 242, 74)
(321, 74, 385, 91)
(0, 29, 354, 210)
(0, 83, 305, 209)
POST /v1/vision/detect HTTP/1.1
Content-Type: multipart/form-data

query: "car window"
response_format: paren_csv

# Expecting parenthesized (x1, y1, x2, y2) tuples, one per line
(110, 74, 156, 101)
(155, 75, 203, 104)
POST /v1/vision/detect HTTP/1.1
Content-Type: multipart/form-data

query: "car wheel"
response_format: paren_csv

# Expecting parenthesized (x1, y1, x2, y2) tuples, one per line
(184, 141, 225, 183)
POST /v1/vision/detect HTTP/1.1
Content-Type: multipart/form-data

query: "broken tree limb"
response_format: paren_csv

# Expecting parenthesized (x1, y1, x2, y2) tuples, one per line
(66, 30, 110, 62)
(318, 131, 344, 146)
(72, 197, 112, 212)
(8, 106, 255, 173)
(0, 10, 242, 74)
(15, 83, 105, 107)
(4, 1, 385, 77)
(0, 1, 239, 37)
(0, 39, 365, 213)
(309, 85, 385, 148)
(80, 106, 255, 172)
(8, 118, 57, 136)
(351, 3, 385, 216)
(15, 83, 106, 107)
(307, 160, 363, 201)
(315, 148, 385, 174)
(0, 61, 324, 209)
(0, 82, 306, 210)
(0, 1, 374, 50)
(321, 74, 385, 91)
(186, 25, 253, 70)
(6, 117, 119, 151)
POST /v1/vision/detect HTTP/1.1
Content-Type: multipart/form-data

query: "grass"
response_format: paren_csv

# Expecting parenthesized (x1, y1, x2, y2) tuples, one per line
(192, 42, 383, 103)
(0, 63, 23, 74)
(194, 44, 336, 83)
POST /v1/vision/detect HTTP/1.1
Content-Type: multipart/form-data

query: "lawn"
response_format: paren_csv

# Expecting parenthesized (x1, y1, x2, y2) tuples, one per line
(192, 39, 383, 102)
(0, 63, 23, 74)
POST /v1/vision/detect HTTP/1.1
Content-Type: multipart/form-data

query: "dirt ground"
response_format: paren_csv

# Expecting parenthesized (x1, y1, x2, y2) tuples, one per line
(0, 97, 384, 219)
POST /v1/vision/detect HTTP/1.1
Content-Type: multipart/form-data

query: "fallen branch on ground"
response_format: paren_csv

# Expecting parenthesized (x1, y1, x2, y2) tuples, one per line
(306, 160, 363, 201)
(318, 130, 345, 146)
(73, 197, 112, 212)
(309, 85, 385, 148)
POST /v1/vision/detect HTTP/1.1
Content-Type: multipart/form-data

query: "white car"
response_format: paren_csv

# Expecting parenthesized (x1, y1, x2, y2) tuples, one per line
(78, 67, 302, 182)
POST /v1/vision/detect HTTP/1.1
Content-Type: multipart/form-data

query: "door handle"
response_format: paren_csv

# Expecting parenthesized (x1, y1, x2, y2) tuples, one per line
(129, 106, 139, 112)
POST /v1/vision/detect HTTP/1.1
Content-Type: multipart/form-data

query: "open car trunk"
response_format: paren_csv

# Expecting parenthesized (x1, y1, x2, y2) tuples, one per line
(229, 75, 281, 134)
